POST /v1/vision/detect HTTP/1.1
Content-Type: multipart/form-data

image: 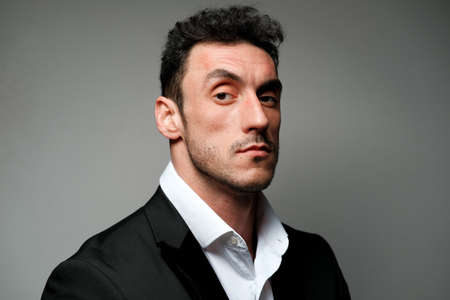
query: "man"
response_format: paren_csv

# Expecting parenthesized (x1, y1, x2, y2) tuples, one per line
(42, 6, 350, 300)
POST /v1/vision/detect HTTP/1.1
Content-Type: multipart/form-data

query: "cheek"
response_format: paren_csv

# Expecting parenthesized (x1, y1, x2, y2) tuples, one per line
(186, 110, 231, 142)
(268, 112, 281, 134)
(196, 105, 236, 133)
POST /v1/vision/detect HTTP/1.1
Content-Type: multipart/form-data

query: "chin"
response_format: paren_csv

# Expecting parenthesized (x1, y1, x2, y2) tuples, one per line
(226, 169, 275, 193)
(233, 180, 272, 193)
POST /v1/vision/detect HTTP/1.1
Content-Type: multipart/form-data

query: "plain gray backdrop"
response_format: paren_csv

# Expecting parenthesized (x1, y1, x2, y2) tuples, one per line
(1, 0, 449, 299)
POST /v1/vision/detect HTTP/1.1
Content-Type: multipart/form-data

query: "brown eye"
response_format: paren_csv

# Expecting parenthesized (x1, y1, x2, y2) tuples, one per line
(214, 92, 232, 101)
(259, 95, 278, 106)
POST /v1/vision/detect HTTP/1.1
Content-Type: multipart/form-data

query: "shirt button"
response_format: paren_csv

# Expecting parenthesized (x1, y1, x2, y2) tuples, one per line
(230, 236, 238, 246)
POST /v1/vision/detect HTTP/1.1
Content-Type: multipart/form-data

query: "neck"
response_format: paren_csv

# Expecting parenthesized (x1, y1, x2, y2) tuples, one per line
(172, 153, 259, 257)
(205, 186, 258, 257)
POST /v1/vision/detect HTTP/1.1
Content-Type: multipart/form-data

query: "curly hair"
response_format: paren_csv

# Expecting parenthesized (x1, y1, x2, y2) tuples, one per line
(160, 5, 284, 111)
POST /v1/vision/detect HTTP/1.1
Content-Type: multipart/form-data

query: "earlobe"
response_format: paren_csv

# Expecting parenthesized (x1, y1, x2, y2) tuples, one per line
(154, 96, 183, 140)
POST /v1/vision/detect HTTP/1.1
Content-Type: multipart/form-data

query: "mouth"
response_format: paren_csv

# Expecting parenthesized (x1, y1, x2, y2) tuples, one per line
(236, 143, 272, 154)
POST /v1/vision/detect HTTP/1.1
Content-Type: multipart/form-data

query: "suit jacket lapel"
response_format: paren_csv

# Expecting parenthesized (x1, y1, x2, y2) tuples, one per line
(270, 226, 296, 300)
(145, 187, 229, 300)
(271, 264, 289, 300)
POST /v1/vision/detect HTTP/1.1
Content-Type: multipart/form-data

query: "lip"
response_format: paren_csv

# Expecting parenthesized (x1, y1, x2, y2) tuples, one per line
(237, 143, 272, 154)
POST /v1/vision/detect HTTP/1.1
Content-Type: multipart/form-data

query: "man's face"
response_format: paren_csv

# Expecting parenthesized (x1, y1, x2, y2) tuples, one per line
(180, 42, 282, 193)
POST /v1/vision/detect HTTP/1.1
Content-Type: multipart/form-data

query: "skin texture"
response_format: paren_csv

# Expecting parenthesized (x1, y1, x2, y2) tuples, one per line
(155, 42, 282, 256)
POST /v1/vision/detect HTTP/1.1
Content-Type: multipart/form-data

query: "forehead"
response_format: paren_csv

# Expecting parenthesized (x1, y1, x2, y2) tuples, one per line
(183, 42, 277, 83)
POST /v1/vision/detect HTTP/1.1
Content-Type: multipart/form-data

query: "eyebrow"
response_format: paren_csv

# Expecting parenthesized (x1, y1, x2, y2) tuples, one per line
(256, 79, 283, 96)
(205, 69, 243, 84)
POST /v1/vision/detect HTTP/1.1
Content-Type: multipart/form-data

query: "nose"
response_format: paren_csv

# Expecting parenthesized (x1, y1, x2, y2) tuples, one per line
(240, 93, 269, 133)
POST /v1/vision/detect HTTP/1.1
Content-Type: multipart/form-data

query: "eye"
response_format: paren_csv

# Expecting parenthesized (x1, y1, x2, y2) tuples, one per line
(259, 95, 278, 106)
(214, 92, 233, 101)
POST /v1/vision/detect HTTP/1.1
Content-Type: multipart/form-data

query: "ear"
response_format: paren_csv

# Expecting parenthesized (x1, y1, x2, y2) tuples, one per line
(154, 96, 184, 140)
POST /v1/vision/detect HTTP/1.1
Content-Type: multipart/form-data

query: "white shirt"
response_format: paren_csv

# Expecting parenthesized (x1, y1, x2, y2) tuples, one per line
(160, 162, 289, 300)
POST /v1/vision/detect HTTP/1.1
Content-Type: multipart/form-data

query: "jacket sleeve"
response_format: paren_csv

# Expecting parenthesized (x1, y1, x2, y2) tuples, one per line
(41, 259, 125, 300)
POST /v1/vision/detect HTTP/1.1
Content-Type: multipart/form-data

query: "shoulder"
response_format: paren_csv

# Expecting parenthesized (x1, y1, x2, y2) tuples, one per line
(281, 223, 341, 268)
(74, 205, 155, 265)
(282, 224, 337, 257)
(42, 197, 163, 299)
(276, 224, 351, 299)
(41, 258, 126, 300)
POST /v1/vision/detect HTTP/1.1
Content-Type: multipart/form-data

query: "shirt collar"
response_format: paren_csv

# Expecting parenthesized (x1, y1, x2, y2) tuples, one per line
(159, 161, 288, 254)
(256, 193, 289, 256)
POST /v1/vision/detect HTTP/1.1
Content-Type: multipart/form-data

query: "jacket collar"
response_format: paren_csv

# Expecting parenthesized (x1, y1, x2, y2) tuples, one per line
(145, 186, 188, 248)
(144, 187, 228, 300)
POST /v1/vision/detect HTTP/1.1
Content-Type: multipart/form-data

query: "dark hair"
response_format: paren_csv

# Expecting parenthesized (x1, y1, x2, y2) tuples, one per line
(159, 5, 284, 110)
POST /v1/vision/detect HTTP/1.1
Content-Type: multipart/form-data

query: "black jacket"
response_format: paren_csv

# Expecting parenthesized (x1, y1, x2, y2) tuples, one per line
(41, 187, 350, 299)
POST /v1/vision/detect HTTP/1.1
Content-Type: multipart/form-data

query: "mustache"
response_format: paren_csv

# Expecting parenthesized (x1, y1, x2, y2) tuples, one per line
(230, 134, 275, 153)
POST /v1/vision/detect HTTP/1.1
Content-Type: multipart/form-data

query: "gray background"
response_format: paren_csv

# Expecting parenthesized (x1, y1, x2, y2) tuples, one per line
(1, 0, 449, 299)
